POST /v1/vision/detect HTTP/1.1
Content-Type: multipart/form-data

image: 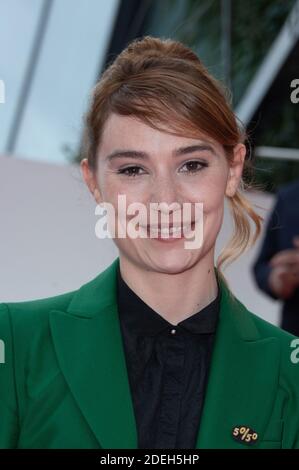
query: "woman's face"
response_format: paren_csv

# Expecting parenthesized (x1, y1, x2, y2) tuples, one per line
(83, 112, 245, 275)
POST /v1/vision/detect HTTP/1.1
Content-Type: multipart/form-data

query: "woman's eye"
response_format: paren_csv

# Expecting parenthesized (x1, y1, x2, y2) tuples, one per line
(117, 166, 146, 177)
(180, 161, 208, 174)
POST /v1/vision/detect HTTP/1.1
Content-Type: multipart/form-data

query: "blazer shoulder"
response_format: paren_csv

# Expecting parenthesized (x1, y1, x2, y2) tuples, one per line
(246, 308, 299, 378)
(0, 288, 77, 335)
(248, 308, 297, 341)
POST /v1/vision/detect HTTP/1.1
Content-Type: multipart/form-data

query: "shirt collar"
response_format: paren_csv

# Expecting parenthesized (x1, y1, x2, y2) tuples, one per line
(116, 264, 221, 337)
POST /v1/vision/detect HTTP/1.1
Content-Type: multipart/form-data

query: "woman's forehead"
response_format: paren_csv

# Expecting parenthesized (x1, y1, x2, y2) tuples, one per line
(98, 113, 223, 157)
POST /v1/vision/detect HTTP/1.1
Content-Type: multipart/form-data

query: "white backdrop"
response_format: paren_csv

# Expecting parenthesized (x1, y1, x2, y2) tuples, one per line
(0, 154, 280, 326)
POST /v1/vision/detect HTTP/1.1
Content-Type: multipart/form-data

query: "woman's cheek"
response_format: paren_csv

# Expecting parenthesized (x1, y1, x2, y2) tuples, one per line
(198, 183, 225, 232)
(193, 182, 224, 212)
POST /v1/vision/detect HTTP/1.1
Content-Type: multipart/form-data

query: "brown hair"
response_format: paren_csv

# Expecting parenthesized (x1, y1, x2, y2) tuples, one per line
(82, 35, 263, 293)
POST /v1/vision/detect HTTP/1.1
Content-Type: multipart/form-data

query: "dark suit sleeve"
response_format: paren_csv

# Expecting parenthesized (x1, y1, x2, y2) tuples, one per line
(0, 304, 19, 448)
(252, 193, 283, 301)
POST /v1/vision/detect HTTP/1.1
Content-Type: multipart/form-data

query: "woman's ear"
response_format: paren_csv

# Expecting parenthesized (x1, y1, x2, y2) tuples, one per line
(80, 158, 102, 204)
(225, 143, 246, 198)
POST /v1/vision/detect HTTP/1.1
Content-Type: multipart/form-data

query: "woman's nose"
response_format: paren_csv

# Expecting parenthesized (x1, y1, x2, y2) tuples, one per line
(147, 175, 184, 225)
(149, 174, 180, 206)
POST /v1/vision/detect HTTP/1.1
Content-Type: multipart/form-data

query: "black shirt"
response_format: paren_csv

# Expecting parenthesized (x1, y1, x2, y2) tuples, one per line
(116, 265, 221, 449)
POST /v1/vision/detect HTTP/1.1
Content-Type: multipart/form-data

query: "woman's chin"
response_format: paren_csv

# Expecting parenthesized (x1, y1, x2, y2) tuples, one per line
(145, 251, 197, 274)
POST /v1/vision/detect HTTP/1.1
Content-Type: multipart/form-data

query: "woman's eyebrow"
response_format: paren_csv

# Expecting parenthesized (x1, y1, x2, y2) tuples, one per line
(105, 143, 217, 161)
(174, 144, 217, 157)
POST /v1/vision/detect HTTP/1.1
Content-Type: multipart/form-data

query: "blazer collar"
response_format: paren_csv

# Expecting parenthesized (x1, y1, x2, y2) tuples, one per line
(116, 261, 220, 337)
(49, 257, 279, 449)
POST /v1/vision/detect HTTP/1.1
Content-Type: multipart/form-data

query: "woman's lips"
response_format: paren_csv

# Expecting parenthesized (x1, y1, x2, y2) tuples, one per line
(140, 221, 196, 241)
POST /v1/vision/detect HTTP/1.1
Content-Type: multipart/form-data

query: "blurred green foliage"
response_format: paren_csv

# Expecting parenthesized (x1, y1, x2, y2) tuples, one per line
(146, 0, 295, 104)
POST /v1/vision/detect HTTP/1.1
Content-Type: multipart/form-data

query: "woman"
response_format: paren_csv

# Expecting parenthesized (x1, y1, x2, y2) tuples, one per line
(1, 36, 299, 450)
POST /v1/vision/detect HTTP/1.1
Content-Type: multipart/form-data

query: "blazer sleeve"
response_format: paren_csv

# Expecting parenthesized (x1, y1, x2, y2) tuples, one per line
(0, 303, 19, 448)
(252, 192, 283, 300)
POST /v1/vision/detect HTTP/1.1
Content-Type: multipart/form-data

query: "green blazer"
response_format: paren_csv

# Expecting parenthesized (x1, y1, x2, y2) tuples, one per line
(1, 257, 299, 449)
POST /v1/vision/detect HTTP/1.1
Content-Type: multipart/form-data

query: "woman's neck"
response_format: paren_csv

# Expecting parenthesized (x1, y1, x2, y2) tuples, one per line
(118, 252, 218, 325)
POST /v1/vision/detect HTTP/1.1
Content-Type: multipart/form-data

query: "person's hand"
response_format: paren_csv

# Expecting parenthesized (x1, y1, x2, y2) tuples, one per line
(268, 265, 299, 299)
(268, 236, 299, 299)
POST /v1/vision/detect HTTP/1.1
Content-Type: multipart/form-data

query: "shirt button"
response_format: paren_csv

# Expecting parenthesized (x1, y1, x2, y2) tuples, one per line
(170, 328, 177, 335)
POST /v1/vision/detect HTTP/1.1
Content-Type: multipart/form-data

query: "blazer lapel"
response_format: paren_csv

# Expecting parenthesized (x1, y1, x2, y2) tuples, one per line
(195, 272, 280, 449)
(49, 257, 138, 449)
